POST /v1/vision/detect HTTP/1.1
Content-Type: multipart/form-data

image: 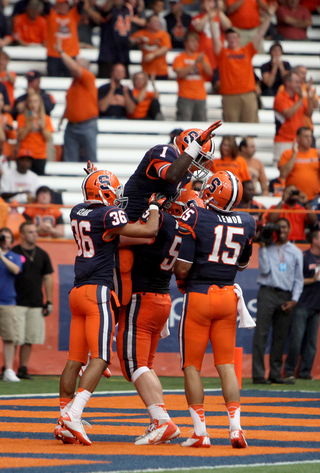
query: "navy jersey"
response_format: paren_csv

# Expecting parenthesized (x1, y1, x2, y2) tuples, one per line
(70, 203, 128, 288)
(178, 207, 256, 292)
(131, 210, 181, 294)
(297, 249, 320, 311)
(99, 5, 131, 63)
(124, 144, 192, 221)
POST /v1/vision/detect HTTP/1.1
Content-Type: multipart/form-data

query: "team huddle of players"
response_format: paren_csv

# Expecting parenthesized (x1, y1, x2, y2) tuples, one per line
(54, 122, 256, 450)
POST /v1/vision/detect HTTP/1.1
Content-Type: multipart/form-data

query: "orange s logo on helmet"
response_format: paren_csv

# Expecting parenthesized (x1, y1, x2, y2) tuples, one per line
(165, 189, 205, 217)
(202, 171, 243, 213)
(174, 128, 215, 180)
(82, 170, 128, 208)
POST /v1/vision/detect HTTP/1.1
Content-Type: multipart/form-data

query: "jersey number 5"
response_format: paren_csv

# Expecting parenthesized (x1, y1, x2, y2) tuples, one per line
(71, 219, 94, 258)
(160, 235, 182, 270)
(208, 225, 244, 265)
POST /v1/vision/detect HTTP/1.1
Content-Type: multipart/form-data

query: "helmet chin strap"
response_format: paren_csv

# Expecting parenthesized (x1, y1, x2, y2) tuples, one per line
(99, 190, 109, 206)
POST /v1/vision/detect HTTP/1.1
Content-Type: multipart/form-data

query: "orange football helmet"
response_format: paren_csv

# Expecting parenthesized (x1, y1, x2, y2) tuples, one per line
(82, 170, 128, 208)
(174, 128, 215, 179)
(202, 171, 243, 213)
(165, 189, 205, 217)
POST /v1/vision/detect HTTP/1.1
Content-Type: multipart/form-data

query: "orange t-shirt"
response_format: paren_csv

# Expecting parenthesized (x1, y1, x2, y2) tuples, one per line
(17, 114, 54, 159)
(65, 68, 98, 123)
(277, 82, 318, 130)
(14, 13, 47, 45)
(191, 12, 221, 70)
(211, 156, 252, 182)
(0, 113, 16, 157)
(0, 71, 17, 107)
(264, 202, 307, 241)
(278, 147, 320, 201)
(129, 89, 155, 119)
(46, 7, 80, 58)
(130, 29, 172, 76)
(23, 206, 63, 236)
(274, 90, 307, 142)
(218, 42, 256, 95)
(227, 0, 261, 29)
(173, 51, 211, 100)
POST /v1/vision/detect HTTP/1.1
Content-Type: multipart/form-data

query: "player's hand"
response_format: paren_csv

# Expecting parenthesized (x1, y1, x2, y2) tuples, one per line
(176, 279, 186, 294)
(43, 301, 53, 316)
(149, 193, 167, 209)
(196, 120, 222, 146)
(84, 160, 97, 175)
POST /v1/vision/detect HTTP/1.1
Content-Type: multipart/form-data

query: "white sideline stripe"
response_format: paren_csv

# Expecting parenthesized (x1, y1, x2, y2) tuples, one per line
(0, 388, 222, 399)
(91, 460, 320, 473)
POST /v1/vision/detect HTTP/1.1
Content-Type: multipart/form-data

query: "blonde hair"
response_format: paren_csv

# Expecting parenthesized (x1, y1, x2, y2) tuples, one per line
(24, 91, 46, 119)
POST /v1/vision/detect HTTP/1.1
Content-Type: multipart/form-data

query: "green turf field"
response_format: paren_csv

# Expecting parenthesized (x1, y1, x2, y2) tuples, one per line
(126, 464, 320, 473)
(1, 375, 319, 395)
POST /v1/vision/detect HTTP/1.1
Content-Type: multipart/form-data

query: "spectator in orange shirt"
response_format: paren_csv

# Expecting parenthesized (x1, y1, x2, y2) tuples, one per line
(0, 93, 16, 161)
(212, 3, 277, 123)
(0, 51, 16, 109)
(293, 65, 319, 142)
(264, 184, 317, 242)
(128, 71, 163, 120)
(13, 0, 47, 46)
(23, 185, 64, 238)
(226, 0, 270, 53)
(172, 31, 212, 121)
(190, 0, 231, 75)
(130, 14, 172, 79)
(211, 136, 252, 182)
(56, 41, 98, 163)
(273, 71, 315, 163)
(278, 127, 320, 209)
(239, 137, 269, 195)
(44, 0, 84, 77)
(277, 0, 312, 40)
(17, 92, 54, 176)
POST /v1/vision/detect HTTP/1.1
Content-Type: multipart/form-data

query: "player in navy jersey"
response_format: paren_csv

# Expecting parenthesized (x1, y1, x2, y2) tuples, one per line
(117, 121, 221, 306)
(55, 169, 160, 446)
(124, 121, 222, 222)
(174, 171, 256, 449)
(117, 189, 204, 445)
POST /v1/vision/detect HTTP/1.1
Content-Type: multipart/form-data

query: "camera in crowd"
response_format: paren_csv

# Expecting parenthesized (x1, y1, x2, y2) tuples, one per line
(290, 189, 300, 196)
(256, 223, 281, 245)
(0, 234, 6, 242)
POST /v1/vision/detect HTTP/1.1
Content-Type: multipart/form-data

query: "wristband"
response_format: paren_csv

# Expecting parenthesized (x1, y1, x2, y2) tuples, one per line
(185, 140, 202, 159)
(149, 204, 160, 211)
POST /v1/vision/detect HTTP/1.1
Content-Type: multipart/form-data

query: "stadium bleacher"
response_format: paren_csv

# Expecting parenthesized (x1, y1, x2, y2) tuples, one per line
(2, 17, 320, 236)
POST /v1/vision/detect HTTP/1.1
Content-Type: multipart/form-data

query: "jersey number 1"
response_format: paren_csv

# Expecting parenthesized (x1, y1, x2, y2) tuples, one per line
(208, 225, 244, 265)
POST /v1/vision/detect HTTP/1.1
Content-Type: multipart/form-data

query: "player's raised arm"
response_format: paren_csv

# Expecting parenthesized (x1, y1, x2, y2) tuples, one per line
(166, 121, 222, 183)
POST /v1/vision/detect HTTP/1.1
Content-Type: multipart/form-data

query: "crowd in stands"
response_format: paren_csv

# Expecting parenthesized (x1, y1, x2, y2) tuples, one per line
(0, 0, 317, 242)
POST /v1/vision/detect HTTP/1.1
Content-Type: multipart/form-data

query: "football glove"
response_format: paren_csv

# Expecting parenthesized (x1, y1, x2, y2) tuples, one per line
(196, 120, 222, 146)
(148, 193, 167, 209)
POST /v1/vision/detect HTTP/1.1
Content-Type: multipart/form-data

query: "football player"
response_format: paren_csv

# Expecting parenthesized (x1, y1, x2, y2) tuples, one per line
(117, 121, 221, 306)
(117, 189, 204, 445)
(174, 171, 256, 448)
(55, 170, 161, 446)
(124, 121, 222, 222)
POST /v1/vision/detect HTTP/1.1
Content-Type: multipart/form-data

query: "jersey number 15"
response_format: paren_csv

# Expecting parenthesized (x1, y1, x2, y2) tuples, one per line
(208, 225, 244, 265)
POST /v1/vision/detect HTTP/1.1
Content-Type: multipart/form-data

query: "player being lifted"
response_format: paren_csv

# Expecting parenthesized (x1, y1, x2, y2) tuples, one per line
(55, 169, 161, 446)
(117, 189, 205, 446)
(117, 121, 221, 305)
(174, 171, 256, 448)
(124, 120, 222, 221)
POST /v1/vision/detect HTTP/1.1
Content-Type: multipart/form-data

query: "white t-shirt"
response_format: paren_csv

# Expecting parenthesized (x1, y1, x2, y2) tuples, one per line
(0, 168, 40, 203)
